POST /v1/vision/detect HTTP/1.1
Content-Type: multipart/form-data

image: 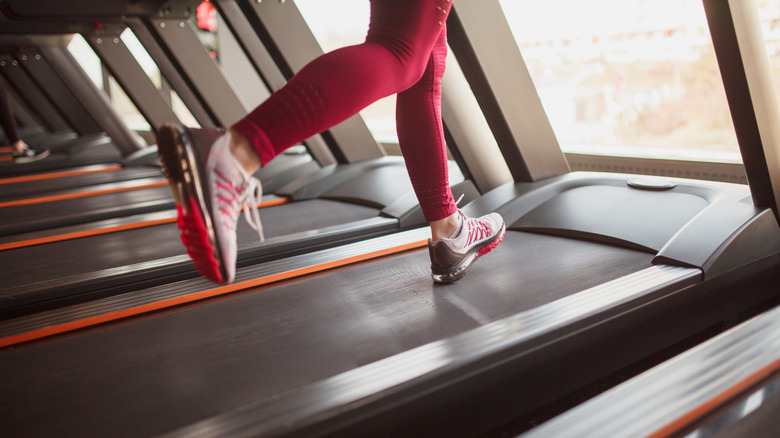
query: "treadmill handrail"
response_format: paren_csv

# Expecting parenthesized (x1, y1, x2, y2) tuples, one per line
(522, 301, 780, 438)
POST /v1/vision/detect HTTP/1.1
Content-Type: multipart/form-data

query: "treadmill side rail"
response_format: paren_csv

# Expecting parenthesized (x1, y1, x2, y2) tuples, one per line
(656, 206, 780, 278)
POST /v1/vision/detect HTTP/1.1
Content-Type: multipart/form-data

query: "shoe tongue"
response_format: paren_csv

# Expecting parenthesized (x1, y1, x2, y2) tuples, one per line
(448, 212, 464, 239)
(217, 131, 252, 183)
(230, 154, 252, 183)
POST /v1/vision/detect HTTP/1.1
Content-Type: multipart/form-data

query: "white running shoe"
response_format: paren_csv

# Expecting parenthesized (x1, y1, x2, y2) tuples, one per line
(157, 124, 264, 284)
(428, 210, 505, 284)
(14, 147, 50, 164)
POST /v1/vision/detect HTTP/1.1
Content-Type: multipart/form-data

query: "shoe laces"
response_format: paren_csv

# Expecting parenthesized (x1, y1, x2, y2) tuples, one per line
(454, 193, 465, 206)
(237, 177, 265, 242)
(214, 167, 265, 242)
(463, 215, 491, 246)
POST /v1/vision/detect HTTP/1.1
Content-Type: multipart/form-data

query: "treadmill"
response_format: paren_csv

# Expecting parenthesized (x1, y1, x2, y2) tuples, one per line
(2, 164, 778, 436)
(3, 0, 780, 436)
(0, 0, 483, 318)
(0, 42, 134, 173)
(0, 143, 317, 237)
(0, 154, 474, 318)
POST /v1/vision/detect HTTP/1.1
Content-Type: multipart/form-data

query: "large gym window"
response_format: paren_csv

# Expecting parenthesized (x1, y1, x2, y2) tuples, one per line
(758, 1, 780, 105)
(498, 0, 743, 164)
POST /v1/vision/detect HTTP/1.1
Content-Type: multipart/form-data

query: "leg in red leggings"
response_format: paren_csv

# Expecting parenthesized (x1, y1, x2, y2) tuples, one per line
(158, 0, 504, 284)
(232, 0, 456, 221)
(396, 25, 456, 222)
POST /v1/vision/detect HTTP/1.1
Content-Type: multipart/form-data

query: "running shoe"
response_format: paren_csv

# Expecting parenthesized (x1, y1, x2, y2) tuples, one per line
(429, 210, 506, 284)
(157, 124, 264, 284)
(13, 147, 50, 163)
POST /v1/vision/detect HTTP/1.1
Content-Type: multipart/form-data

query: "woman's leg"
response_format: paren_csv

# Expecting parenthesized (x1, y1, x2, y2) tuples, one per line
(0, 83, 48, 163)
(395, 24, 506, 284)
(159, 0, 458, 284)
(232, 0, 455, 168)
(395, 24, 457, 228)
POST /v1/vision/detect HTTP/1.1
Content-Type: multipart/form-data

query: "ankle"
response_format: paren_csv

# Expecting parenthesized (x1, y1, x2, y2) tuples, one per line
(228, 128, 262, 174)
(430, 211, 461, 241)
(12, 140, 26, 154)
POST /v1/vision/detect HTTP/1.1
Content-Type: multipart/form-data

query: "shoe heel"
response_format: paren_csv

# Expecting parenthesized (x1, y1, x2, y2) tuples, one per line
(188, 127, 225, 165)
(157, 124, 230, 284)
(157, 124, 188, 205)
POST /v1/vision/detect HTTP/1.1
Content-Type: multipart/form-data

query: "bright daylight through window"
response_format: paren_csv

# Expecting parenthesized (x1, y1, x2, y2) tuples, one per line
(68, 0, 780, 164)
(499, 0, 749, 163)
(296, 0, 780, 164)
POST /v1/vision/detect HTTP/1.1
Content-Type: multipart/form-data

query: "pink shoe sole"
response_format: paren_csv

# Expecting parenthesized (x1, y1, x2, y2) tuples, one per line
(177, 200, 224, 283)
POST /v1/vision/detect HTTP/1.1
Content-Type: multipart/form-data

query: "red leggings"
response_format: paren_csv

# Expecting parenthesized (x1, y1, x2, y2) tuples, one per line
(232, 0, 457, 223)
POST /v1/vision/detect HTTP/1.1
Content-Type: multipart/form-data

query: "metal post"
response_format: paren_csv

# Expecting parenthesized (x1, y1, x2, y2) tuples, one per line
(237, 0, 383, 163)
(17, 46, 102, 135)
(146, 16, 248, 126)
(127, 18, 217, 128)
(441, 50, 513, 193)
(41, 44, 146, 155)
(216, 0, 336, 165)
(448, 0, 570, 182)
(88, 32, 180, 131)
(703, 0, 780, 222)
(0, 53, 70, 132)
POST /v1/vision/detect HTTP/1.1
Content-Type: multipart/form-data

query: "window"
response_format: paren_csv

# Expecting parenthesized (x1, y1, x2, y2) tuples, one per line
(499, 0, 742, 163)
(758, 0, 780, 108)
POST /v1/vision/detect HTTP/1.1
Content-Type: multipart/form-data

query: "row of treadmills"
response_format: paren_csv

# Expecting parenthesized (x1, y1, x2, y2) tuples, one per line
(3, 0, 780, 437)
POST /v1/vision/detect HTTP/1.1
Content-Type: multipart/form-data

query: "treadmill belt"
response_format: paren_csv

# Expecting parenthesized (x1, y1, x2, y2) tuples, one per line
(255, 198, 380, 235)
(0, 166, 163, 201)
(0, 231, 652, 437)
(0, 185, 174, 236)
(0, 199, 381, 296)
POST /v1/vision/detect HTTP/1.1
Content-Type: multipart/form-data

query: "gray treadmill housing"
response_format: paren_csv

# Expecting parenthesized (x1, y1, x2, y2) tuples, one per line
(273, 155, 477, 227)
(0, 0, 190, 19)
(476, 172, 780, 279)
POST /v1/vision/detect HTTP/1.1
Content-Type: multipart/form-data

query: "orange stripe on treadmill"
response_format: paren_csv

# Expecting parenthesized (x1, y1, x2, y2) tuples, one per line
(0, 146, 12, 153)
(0, 239, 427, 348)
(0, 156, 12, 162)
(0, 180, 169, 208)
(253, 197, 288, 208)
(0, 164, 123, 185)
(0, 217, 177, 251)
(0, 198, 290, 251)
(648, 356, 780, 438)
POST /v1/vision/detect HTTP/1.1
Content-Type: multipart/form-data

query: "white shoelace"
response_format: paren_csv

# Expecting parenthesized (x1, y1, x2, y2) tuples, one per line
(237, 176, 265, 242)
